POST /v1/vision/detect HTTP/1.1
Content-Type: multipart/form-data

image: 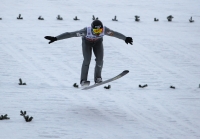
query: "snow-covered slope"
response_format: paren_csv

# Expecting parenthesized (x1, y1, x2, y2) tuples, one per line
(0, 0, 200, 139)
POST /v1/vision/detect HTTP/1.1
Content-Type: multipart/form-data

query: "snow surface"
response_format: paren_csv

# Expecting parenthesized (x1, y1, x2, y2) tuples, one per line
(1, 0, 200, 139)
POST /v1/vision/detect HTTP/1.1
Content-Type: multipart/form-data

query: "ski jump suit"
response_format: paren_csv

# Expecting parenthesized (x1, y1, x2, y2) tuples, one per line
(56, 26, 126, 83)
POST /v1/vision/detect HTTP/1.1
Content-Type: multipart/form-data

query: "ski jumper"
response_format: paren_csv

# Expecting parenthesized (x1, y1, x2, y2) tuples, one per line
(56, 26, 126, 83)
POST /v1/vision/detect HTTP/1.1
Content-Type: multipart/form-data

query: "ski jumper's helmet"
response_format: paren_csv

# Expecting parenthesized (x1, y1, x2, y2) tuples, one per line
(91, 20, 103, 35)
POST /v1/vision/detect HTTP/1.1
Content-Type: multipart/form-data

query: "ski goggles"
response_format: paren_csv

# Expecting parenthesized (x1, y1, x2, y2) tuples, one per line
(92, 28, 103, 34)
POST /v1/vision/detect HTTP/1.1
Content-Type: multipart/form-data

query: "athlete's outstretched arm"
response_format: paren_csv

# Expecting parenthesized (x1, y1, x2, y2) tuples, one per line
(56, 28, 87, 40)
(104, 27, 133, 45)
(44, 28, 87, 44)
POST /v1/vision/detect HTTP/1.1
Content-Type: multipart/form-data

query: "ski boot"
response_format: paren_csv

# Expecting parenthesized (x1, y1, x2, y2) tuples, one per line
(95, 77, 102, 84)
(81, 80, 90, 87)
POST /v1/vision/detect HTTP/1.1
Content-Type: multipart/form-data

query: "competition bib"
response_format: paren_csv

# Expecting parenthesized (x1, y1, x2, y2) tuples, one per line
(85, 27, 105, 41)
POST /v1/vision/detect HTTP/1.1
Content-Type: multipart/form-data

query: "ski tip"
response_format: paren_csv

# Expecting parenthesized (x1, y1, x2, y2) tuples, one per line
(124, 70, 129, 73)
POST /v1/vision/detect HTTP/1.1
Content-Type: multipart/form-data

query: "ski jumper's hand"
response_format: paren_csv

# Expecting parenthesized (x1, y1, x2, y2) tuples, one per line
(125, 37, 133, 45)
(44, 36, 57, 44)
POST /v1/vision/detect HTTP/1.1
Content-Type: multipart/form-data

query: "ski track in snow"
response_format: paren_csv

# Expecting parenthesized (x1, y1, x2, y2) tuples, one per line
(1, 0, 200, 139)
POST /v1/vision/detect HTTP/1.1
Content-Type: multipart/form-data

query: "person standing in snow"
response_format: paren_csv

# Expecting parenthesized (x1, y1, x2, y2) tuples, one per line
(44, 20, 133, 86)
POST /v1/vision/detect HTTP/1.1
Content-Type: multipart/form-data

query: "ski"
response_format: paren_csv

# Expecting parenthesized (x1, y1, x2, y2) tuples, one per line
(82, 70, 129, 90)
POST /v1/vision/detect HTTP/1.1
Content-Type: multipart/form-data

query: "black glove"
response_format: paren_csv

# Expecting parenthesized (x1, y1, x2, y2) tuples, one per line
(125, 37, 133, 45)
(44, 36, 57, 44)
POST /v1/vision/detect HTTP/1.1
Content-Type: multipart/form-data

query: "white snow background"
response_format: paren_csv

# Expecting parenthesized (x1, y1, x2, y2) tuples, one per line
(0, 0, 200, 139)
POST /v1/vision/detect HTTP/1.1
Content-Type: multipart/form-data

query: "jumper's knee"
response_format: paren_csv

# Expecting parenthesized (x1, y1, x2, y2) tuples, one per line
(96, 59, 103, 67)
(83, 59, 91, 66)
